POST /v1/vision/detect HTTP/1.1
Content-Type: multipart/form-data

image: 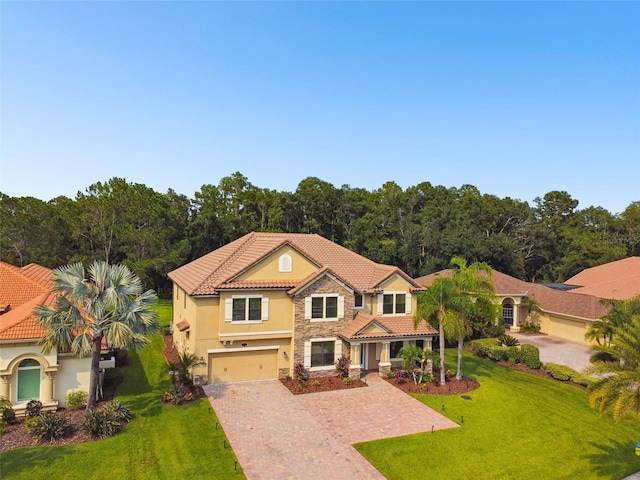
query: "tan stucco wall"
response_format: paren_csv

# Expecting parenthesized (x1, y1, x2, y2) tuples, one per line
(235, 245, 318, 281)
(533, 311, 590, 345)
(0, 343, 57, 372)
(55, 356, 91, 406)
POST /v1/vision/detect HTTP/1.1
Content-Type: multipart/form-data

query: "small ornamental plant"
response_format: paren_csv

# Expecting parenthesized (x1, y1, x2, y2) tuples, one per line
(335, 355, 350, 379)
(25, 411, 70, 442)
(65, 390, 89, 411)
(0, 397, 16, 423)
(25, 400, 43, 418)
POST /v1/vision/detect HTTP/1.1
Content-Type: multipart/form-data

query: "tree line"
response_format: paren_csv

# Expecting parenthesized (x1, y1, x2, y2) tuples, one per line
(1, 172, 638, 296)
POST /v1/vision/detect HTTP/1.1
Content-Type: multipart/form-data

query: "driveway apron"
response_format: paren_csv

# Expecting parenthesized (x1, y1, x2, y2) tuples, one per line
(205, 373, 457, 480)
(509, 332, 595, 372)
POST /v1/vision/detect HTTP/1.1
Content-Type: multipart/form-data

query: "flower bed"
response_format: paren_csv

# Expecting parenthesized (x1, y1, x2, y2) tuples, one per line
(280, 375, 367, 395)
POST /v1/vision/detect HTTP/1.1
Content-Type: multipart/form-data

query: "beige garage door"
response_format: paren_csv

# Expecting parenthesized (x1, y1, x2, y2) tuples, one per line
(551, 317, 588, 344)
(210, 349, 278, 383)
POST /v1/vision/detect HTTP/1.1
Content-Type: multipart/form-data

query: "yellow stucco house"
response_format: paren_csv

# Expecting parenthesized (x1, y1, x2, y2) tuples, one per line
(416, 269, 611, 345)
(167, 232, 437, 384)
(0, 262, 95, 415)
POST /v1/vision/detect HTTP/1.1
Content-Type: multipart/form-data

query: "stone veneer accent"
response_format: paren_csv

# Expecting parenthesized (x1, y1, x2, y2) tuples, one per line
(278, 368, 290, 379)
(292, 275, 354, 379)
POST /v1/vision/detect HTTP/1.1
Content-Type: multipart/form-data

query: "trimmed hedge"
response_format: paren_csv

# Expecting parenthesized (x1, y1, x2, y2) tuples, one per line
(544, 363, 574, 381)
(469, 339, 542, 370)
(518, 344, 541, 369)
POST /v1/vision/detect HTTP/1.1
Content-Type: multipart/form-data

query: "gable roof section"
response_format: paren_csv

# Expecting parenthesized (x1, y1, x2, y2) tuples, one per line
(169, 232, 423, 296)
(340, 312, 438, 340)
(564, 257, 640, 301)
(415, 269, 610, 321)
(0, 262, 53, 341)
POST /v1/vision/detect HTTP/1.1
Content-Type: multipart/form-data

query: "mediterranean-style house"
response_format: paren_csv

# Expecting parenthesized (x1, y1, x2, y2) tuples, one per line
(416, 269, 611, 346)
(167, 232, 436, 384)
(0, 262, 104, 414)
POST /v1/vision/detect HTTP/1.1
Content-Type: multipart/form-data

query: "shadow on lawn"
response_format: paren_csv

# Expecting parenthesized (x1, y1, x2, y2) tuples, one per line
(582, 437, 640, 478)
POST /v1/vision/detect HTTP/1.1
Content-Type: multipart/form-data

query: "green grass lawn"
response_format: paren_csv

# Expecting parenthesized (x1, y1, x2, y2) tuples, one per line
(1, 299, 245, 480)
(355, 351, 640, 480)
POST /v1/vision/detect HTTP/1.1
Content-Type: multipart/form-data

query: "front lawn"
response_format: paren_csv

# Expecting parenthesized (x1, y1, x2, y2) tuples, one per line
(1, 299, 245, 480)
(355, 350, 640, 480)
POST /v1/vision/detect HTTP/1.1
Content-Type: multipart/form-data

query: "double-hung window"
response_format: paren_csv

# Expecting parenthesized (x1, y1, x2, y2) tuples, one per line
(305, 295, 344, 321)
(383, 293, 406, 314)
(225, 295, 269, 322)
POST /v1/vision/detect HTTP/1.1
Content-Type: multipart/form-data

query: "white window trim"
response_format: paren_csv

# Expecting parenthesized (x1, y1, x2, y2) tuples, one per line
(390, 340, 405, 361)
(304, 337, 342, 371)
(305, 294, 344, 322)
(279, 254, 292, 272)
(225, 295, 269, 323)
(377, 291, 412, 316)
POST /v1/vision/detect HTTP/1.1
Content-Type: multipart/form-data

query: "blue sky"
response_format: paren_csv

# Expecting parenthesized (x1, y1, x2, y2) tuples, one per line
(1, 1, 638, 214)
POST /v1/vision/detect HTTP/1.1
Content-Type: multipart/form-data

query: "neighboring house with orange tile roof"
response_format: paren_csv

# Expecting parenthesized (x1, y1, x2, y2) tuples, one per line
(168, 232, 435, 383)
(563, 257, 640, 301)
(0, 262, 93, 414)
(416, 269, 611, 346)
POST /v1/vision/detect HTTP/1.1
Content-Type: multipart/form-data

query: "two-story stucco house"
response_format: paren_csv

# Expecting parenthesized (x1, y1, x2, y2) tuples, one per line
(167, 232, 437, 384)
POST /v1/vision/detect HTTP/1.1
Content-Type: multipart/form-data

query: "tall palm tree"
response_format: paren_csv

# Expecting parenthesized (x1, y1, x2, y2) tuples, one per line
(34, 261, 158, 409)
(414, 276, 466, 385)
(450, 257, 498, 380)
(584, 311, 640, 421)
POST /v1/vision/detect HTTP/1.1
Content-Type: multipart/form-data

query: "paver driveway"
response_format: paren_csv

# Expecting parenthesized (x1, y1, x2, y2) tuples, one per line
(510, 332, 595, 371)
(204, 373, 458, 480)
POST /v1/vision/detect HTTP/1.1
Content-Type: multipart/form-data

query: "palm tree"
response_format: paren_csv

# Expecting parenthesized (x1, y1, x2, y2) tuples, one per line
(168, 351, 206, 386)
(586, 297, 640, 347)
(34, 261, 158, 409)
(584, 312, 640, 421)
(450, 257, 498, 380)
(414, 275, 466, 385)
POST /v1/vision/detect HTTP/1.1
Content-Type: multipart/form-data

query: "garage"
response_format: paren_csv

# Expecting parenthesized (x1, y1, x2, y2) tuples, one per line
(209, 347, 278, 383)
(550, 317, 589, 344)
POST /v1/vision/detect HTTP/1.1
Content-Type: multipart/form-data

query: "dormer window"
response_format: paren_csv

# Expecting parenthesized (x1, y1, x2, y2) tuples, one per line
(279, 254, 292, 272)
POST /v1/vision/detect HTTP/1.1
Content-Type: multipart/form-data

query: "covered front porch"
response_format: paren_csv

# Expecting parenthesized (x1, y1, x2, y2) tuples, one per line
(339, 312, 438, 379)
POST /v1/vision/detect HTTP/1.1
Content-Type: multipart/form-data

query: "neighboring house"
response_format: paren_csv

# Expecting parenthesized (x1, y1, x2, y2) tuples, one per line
(416, 269, 610, 346)
(0, 262, 93, 414)
(167, 232, 436, 384)
(563, 257, 640, 301)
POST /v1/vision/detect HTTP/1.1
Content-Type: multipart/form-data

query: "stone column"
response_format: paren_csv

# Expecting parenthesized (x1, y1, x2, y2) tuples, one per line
(378, 341, 391, 377)
(42, 372, 55, 403)
(349, 343, 361, 379)
(0, 375, 10, 400)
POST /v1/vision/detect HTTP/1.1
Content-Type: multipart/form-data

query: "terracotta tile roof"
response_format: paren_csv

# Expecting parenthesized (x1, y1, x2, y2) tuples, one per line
(415, 269, 610, 321)
(340, 312, 438, 340)
(176, 320, 190, 331)
(217, 279, 302, 290)
(0, 261, 55, 341)
(169, 232, 423, 296)
(564, 257, 640, 300)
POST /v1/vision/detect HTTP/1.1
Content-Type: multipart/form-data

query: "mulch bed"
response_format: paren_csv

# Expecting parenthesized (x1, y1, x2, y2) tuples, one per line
(280, 375, 367, 395)
(163, 334, 180, 363)
(384, 371, 480, 395)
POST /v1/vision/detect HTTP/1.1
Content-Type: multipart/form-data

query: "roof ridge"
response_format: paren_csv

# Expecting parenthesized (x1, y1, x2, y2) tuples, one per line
(202, 232, 258, 288)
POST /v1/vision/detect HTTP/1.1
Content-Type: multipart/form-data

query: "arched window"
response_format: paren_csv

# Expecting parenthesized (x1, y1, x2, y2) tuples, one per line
(502, 302, 514, 326)
(17, 359, 41, 402)
(279, 254, 292, 272)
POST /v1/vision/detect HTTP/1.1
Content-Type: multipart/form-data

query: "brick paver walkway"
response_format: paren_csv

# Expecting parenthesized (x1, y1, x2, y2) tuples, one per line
(204, 373, 458, 480)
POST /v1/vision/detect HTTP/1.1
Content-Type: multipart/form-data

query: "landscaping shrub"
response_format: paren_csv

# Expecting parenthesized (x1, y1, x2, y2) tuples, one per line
(499, 334, 520, 347)
(519, 320, 541, 333)
(519, 344, 541, 369)
(570, 372, 597, 387)
(25, 411, 70, 442)
(335, 354, 350, 379)
(0, 397, 16, 423)
(506, 346, 520, 364)
(82, 400, 132, 438)
(65, 390, 88, 410)
(544, 363, 574, 381)
(25, 399, 43, 418)
(486, 323, 506, 338)
(468, 338, 499, 357)
(293, 362, 308, 381)
(342, 377, 352, 385)
(487, 346, 508, 361)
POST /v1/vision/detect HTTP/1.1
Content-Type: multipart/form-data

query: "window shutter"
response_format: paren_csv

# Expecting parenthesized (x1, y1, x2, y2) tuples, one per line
(304, 297, 312, 319)
(224, 298, 233, 322)
(405, 293, 412, 314)
(334, 339, 343, 362)
(337, 296, 344, 318)
(377, 294, 383, 315)
(304, 341, 311, 368)
(261, 297, 269, 321)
